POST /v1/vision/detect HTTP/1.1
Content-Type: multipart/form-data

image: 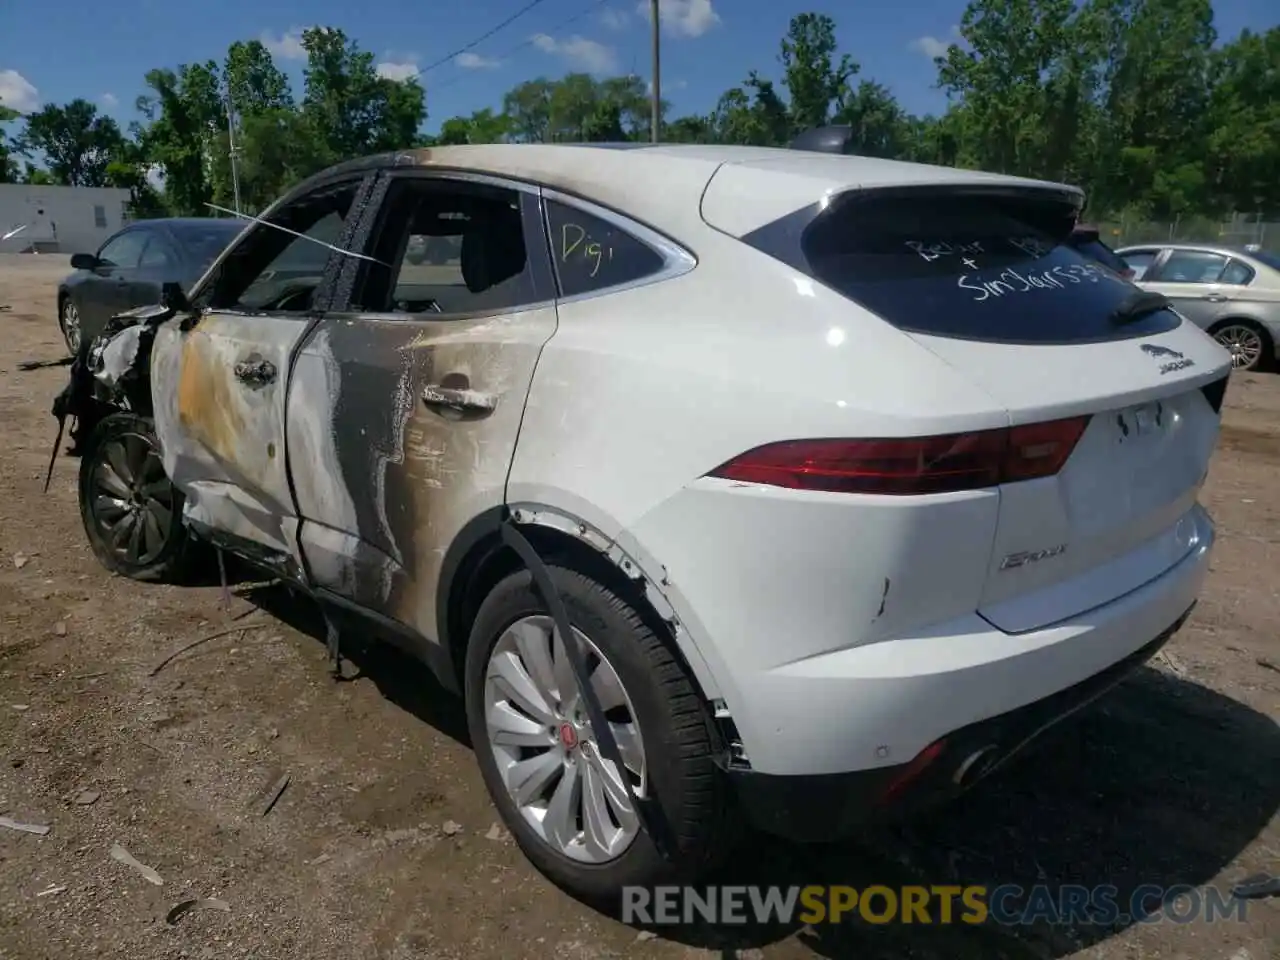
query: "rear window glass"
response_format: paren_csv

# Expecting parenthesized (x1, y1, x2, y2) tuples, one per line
(1072, 238, 1130, 274)
(170, 220, 244, 272)
(766, 193, 1181, 345)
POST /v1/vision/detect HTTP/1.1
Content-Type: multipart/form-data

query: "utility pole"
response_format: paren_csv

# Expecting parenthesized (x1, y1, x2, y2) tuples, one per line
(650, 0, 661, 142)
(225, 89, 243, 217)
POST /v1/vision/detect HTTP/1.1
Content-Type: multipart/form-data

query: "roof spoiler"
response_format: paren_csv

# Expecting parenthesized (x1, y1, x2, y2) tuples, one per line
(788, 125, 855, 155)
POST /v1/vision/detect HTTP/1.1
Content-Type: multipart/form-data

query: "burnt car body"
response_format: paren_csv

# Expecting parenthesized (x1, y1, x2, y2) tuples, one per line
(56, 217, 244, 354)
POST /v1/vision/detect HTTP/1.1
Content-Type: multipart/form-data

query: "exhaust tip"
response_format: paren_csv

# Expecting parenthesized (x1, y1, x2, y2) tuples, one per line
(953, 744, 1000, 788)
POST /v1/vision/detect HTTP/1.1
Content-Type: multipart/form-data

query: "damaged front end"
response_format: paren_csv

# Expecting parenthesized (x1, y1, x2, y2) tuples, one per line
(45, 286, 186, 490)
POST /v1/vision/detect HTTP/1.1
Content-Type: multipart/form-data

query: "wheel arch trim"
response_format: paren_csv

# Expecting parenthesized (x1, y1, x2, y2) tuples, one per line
(435, 502, 729, 708)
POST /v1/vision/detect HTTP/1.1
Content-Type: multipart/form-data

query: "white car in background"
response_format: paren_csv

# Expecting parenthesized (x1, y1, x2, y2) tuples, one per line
(57, 140, 1233, 902)
(1115, 242, 1280, 371)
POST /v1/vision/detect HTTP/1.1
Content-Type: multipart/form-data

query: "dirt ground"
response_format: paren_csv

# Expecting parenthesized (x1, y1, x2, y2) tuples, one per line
(0, 253, 1276, 960)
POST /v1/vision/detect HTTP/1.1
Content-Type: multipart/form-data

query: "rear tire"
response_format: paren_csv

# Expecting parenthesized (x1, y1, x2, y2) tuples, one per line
(78, 412, 195, 582)
(1209, 319, 1271, 372)
(464, 564, 736, 906)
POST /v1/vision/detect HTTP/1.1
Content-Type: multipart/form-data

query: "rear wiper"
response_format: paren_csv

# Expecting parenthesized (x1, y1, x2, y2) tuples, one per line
(1112, 290, 1172, 325)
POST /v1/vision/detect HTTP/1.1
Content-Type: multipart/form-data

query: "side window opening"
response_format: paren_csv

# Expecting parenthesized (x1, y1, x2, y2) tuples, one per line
(1220, 259, 1254, 286)
(1152, 251, 1228, 284)
(207, 180, 359, 314)
(96, 231, 146, 269)
(350, 178, 539, 317)
(544, 199, 667, 298)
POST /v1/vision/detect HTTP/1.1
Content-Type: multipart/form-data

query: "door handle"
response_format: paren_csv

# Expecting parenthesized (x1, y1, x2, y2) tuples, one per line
(1203, 293, 1227, 302)
(234, 357, 277, 386)
(422, 383, 498, 414)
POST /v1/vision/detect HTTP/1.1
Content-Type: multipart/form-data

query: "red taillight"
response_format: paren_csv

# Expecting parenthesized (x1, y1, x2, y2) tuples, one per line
(708, 416, 1090, 495)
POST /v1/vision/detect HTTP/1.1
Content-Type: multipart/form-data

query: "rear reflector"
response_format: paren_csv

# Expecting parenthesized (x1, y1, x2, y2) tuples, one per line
(708, 416, 1090, 495)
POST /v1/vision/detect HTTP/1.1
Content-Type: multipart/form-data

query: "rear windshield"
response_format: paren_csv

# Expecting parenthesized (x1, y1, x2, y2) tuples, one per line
(749, 192, 1181, 345)
(1250, 249, 1280, 271)
(170, 220, 244, 272)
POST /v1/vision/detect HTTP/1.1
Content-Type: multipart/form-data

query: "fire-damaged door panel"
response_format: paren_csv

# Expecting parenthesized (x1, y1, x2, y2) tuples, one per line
(287, 174, 558, 646)
(149, 176, 369, 571)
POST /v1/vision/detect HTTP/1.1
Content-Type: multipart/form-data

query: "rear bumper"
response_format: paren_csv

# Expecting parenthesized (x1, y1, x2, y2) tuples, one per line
(729, 604, 1192, 842)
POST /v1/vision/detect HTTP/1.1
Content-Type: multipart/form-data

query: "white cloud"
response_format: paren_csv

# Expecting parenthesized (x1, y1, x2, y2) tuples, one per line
(376, 61, 419, 81)
(101, 92, 119, 108)
(456, 52, 501, 69)
(0, 69, 39, 114)
(530, 34, 619, 74)
(262, 27, 310, 61)
(909, 26, 963, 59)
(599, 6, 630, 30)
(637, 0, 720, 39)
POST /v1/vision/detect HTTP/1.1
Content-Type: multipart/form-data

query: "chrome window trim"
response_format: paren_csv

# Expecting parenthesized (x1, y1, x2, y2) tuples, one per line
(539, 186, 697, 305)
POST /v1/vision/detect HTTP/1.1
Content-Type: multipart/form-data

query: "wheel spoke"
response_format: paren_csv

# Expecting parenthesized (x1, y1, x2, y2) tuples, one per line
(125, 512, 146, 561)
(589, 748, 638, 830)
(506, 750, 562, 806)
(551, 628, 580, 715)
(94, 461, 130, 500)
(589, 662, 628, 713)
(543, 760, 580, 849)
(93, 495, 129, 523)
(104, 441, 135, 487)
(508, 619, 559, 706)
(122, 435, 149, 482)
(581, 756, 620, 858)
(141, 507, 165, 558)
(610, 721, 644, 778)
(488, 700, 553, 749)
(144, 497, 173, 531)
(489, 650, 555, 724)
(108, 513, 136, 551)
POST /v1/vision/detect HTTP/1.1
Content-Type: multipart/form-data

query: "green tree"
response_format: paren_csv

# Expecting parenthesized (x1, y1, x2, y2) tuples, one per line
(298, 26, 426, 165)
(136, 63, 224, 215)
(780, 12, 858, 133)
(0, 105, 19, 183)
(17, 99, 125, 186)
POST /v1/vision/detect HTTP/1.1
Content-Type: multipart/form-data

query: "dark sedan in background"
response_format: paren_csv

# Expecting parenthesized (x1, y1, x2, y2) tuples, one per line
(56, 217, 244, 353)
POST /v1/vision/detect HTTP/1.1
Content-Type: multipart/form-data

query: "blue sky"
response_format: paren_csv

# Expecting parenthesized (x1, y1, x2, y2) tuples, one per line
(1, 0, 1276, 137)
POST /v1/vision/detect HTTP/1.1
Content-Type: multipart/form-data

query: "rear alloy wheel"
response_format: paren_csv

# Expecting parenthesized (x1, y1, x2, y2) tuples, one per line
(484, 614, 647, 864)
(78, 412, 194, 582)
(1212, 322, 1267, 371)
(465, 565, 736, 904)
(60, 298, 82, 355)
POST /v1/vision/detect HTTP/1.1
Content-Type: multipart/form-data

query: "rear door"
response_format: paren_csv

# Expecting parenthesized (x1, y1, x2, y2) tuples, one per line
(286, 171, 559, 642)
(150, 175, 371, 568)
(1139, 249, 1236, 329)
(751, 187, 1232, 632)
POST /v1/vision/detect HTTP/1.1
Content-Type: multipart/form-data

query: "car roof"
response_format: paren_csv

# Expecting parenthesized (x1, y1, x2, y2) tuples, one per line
(1115, 241, 1253, 257)
(290, 143, 1084, 239)
(125, 217, 242, 230)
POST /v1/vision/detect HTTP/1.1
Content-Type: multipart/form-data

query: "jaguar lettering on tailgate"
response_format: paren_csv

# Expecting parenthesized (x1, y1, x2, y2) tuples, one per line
(1140, 343, 1195, 375)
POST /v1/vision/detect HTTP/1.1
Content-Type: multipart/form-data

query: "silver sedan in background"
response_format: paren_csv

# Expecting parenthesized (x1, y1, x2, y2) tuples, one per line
(1115, 242, 1280, 371)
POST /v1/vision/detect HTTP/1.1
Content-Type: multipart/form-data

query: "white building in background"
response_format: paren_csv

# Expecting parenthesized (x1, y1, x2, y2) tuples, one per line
(0, 183, 132, 254)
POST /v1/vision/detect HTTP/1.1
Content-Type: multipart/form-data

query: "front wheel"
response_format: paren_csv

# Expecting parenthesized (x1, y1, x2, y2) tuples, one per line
(59, 297, 82, 355)
(464, 564, 736, 905)
(78, 412, 195, 582)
